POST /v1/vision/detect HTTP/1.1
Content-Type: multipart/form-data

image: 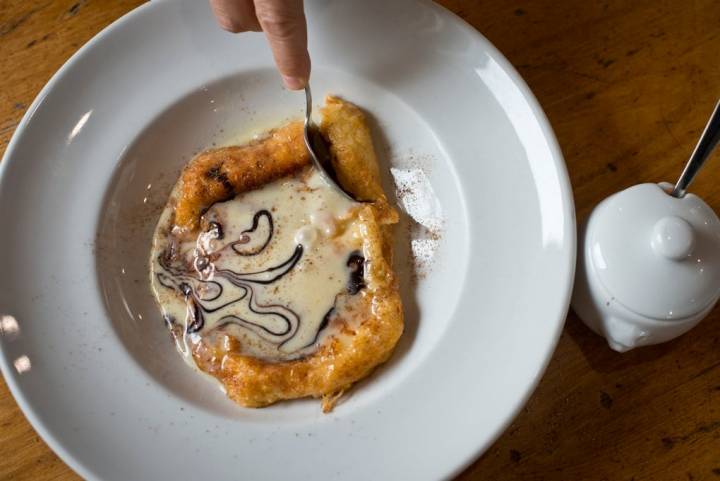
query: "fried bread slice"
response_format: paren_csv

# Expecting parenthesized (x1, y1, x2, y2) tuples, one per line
(150, 97, 402, 412)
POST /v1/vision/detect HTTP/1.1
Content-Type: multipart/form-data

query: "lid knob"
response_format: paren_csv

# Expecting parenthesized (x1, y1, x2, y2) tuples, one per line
(650, 216, 695, 260)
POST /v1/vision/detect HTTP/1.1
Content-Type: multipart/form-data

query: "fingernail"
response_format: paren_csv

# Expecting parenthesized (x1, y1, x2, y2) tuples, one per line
(282, 75, 306, 90)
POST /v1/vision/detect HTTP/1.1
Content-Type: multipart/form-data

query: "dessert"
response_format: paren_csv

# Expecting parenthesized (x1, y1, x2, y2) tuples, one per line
(149, 97, 403, 411)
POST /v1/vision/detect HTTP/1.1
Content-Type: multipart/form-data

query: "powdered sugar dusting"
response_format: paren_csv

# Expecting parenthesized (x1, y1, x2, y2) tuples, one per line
(391, 163, 444, 279)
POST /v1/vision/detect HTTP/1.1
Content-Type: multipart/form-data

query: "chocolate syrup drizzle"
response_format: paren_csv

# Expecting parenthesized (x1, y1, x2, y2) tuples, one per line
(346, 252, 366, 295)
(156, 209, 366, 353)
(231, 210, 273, 256)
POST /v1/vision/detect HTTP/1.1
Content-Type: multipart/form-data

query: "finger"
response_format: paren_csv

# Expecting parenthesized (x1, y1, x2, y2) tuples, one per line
(209, 0, 261, 33)
(254, 0, 310, 89)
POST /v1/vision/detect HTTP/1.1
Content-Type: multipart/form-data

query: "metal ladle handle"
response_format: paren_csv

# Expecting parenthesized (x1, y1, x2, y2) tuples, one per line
(671, 100, 720, 198)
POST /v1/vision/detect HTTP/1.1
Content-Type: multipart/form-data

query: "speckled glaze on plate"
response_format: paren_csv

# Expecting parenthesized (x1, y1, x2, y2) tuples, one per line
(0, 0, 575, 479)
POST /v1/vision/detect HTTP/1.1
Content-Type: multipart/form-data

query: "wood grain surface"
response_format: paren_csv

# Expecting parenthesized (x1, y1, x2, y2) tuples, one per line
(1, 1, 719, 480)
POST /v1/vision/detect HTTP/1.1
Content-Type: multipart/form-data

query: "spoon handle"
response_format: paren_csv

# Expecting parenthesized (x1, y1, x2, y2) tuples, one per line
(671, 100, 720, 198)
(304, 85, 313, 125)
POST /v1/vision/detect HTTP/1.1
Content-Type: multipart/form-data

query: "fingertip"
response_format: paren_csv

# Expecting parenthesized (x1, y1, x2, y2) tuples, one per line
(216, 16, 243, 33)
(282, 75, 306, 90)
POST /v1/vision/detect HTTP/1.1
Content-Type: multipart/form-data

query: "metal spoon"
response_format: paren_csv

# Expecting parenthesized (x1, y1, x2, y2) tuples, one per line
(670, 100, 720, 198)
(303, 84, 358, 202)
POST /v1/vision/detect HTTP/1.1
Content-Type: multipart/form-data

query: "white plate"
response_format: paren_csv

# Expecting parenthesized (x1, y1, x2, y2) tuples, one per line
(0, 0, 575, 479)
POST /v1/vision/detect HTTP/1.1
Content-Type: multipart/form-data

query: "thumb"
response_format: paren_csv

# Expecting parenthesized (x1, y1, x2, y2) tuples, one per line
(254, 0, 310, 90)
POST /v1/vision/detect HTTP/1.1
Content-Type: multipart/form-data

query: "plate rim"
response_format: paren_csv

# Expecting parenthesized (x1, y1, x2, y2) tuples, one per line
(425, 2, 575, 477)
(0, 4, 159, 480)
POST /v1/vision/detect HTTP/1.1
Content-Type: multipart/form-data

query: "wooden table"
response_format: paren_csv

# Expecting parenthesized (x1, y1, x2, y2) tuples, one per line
(1, 1, 719, 479)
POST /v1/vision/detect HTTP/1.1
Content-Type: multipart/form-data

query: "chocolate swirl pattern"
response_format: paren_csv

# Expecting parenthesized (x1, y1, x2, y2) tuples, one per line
(155, 210, 310, 346)
(226, 209, 274, 256)
(150, 169, 364, 362)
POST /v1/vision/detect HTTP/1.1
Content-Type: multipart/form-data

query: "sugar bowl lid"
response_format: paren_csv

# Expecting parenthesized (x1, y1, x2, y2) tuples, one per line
(586, 183, 720, 320)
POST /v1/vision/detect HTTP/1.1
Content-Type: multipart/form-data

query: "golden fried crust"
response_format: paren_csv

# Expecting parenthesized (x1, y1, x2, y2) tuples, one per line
(321, 96, 399, 254)
(174, 121, 309, 231)
(182, 96, 403, 411)
(321, 97, 385, 202)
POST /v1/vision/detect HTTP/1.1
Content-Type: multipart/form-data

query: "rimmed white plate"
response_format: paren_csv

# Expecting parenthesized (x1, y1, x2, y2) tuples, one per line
(0, 0, 574, 479)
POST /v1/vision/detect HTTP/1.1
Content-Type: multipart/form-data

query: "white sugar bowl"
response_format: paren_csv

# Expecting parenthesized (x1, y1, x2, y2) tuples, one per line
(572, 182, 720, 352)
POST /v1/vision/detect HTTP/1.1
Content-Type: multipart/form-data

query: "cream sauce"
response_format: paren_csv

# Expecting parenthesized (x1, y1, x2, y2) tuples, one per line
(150, 169, 364, 363)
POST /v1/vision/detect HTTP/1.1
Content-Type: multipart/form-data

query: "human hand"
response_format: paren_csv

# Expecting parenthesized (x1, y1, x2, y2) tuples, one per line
(209, 0, 310, 90)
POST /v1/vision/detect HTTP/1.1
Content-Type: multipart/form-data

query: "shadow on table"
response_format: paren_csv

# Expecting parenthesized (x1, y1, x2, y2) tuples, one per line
(564, 310, 678, 373)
